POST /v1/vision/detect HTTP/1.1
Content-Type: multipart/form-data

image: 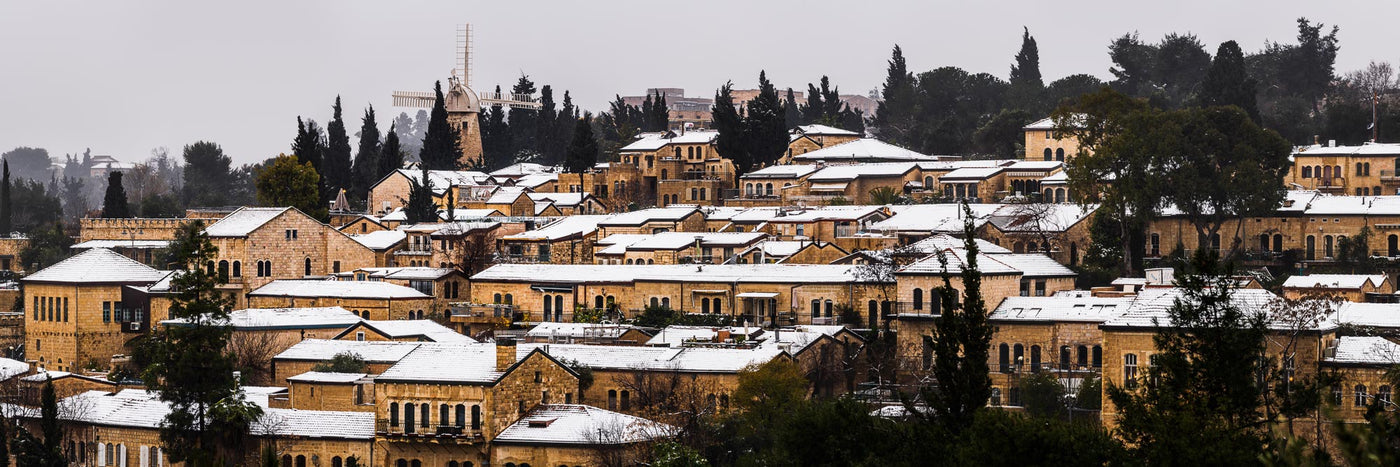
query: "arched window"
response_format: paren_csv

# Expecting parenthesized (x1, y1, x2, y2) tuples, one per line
(1077, 345, 1089, 368)
(504, 294, 513, 305)
(1013, 344, 1025, 369)
(621, 390, 631, 410)
(297, 455, 307, 467)
(661, 297, 670, 308)
(714, 299, 722, 313)
(924, 176, 934, 189)
(998, 343, 1010, 373)
(1356, 384, 1369, 407)
(1336, 165, 1343, 178)
(543, 295, 553, 315)
(472, 404, 482, 429)
(555, 296, 564, 320)
(1273, 234, 1283, 252)
(1302, 166, 1312, 178)
(1325, 235, 1335, 258)
(1092, 345, 1102, 368)
(1380, 385, 1393, 407)
(1055, 188, 1066, 203)
(1306, 236, 1316, 260)
(702, 297, 711, 314)
(494, 293, 502, 304)
(810, 299, 820, 318)
(595, 295, 604, 309)
(217, 260, 229, 280)
(608, 390, 618, 410)
(390, 402, 399, 426)
(285, 455, 295, 467)
(304, 257, 312, 276)
(1070, 242, 1078, 265)
(1030, 345, 1041, 372)
(1043, 148, 1052, 161)
(333, 457, 343, 467)
(456, 404, 466, 427)
(404, 403, 416, 433)
(232, 260, 241, 277)
(1059, 346, 1071, 369)
(1259, 234, 1270, 252)
(766, 183, 774, 196)
(674, 147, 682, 158)
(913, 288, 923, 310)
(1055, 148, 1064, 161)
(1323, 165, 1332, 179)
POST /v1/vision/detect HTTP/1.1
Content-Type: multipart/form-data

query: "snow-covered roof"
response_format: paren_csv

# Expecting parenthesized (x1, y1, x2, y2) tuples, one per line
(71, 239, 171, 250)
(348, 230, 407, 250)
(905, 234, 1011, 254)
(286, 371, 367, 384)
(255, 406, 375, 440)
(493, 404, 676, 445)
(490, 162, 560, 177)
(991, 296, 1133, 323)
(987, 204, 1097, 233)
(940, 167, 1005, 181)
(1331, 302, 1400, 329)
(766, 205, 886, 223)
(867, 204, 1002, 233)
(620, 130, 718, 151)
(22, 248, 166, 284)
(1023, 114, 1086, 131)
(43, 389, 375, 439)
(249, 280, 430, 300)
(349, 320, 476, 343)
(274, 339, 422, 363)
(794, 124, 860, 137)
(897, 248, 1023, 275)
(598, 207, 700, 226)
(527, 322, 636, 339)
(1102, 287, 1298, 329)
(394, 169, 492, 194)
(792, 139, 935, 162)
(807, 162, 918, 182)
(596, 232, 767, 253)
(334, 267, 455, 281)
(1005, 160, 1064, 172)
(473, 264, 869, 285)
(1282, 274, 1388, 290)
(486, 186, 530, 204)
(518, 343, 786, 373)
(203, 207, 291, 237)
(502, 215, 607, 242)
(0, 358, 29, 381)
(376, 343, 502, 384)
(514, 173, 559, 189)
(741, 164, 820, 179)
(741, 240, 808, 258)
(1294, 142, 1400, 157)
(993, 254, 1077, 277)
(1327, 336, 1400, 365)
(161, 307, 362, 330)
(528, 192, 592, 207)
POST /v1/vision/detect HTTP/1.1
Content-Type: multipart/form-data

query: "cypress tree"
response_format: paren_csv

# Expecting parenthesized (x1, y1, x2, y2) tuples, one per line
(564, 112, 599, 175)
(712, 82, 749, 174)
(819, 76, 843, 120)
(508, 75, 539, 158)
(419, 81, 462, 170)
(405, 169, 437, 223)
(325, 96, 354, 192)
(1199, 40, 1260, 121)
(557, 90, 577, 159)
(351, 105, 382, 200)
(536, 85, 559, 164)
(872, 45, 918, 146)
(481, 85, 511, 170)
(784, 88, 802, 129)
(744, 71, 790, 169)
(1, 160, 11, 237)
(292, 117, 324, 174)
(101, 171, 131, 218)
(379, 122, 404, 180)
(802, 82, 824, 124)
(1010, 27, 1043, 88)
(650, 90, 670, 131)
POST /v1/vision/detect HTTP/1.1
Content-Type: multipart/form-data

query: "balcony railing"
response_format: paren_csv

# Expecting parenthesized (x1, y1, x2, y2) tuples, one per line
(374, 419, 483, 442)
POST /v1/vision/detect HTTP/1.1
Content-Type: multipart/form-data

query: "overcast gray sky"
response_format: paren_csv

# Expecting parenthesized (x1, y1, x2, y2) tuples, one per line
(2, 0, 1396, 164)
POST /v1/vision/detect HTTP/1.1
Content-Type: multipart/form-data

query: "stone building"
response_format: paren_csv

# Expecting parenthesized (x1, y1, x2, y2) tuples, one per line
(1023, 115, 1086, 162)
(22, 248, 167, 372)
(202, 206, 379, 307)
(498, 215, 606, 264)
(785, 124, 863, 161)
(367, 169, 492, 216)
(981, 203, 1097, 267)
(1281, 274, 1393, 302)
(592, 231, 768, 265)
(1287, 142, 1400, 196)
(247, 279, 435, 321)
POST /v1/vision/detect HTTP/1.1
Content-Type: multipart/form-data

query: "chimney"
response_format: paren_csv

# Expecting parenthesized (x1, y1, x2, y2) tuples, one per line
(496, 338, 518, 372)
(1313, 135, 1320, 145)
(1329, 139, 1337, 148)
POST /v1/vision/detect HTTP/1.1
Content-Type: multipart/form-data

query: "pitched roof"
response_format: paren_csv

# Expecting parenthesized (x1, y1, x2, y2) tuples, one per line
(1101, 287, 1299, 329)
(22, 248, 166, 284)
(741, 164, 820, 179)
(493, 404, 677, 445)
(375, 343, 502, 384)
(348, 230, 407, 250)
(991, 296, 1134, 323)
(619, 130, 718, 151)
(249, 280, 430, 300)
(286, 371, 368, 384)
(502, 215, 607, 242)
(517, 343, 785, 373)
(527, 322, 637, 339)
(896, 248, 1022, 275)
(203, 207, 291, 237)
(806, 162, 918, 181)
(273, 339, 422, 363)
(598, 207, 700, 226)
(161, 307, 362, 330)
(987, 204, 1097, 233)
(1282, 274, 1388, 290)
(472, 264, 868, 285)
(794, 124, 860, 137)
(992, 254, 1078, 277)
(866, 203, 1001, 233)
(342, 320, 477, 343)
(1327, 336, 1400, 365)
(792, 139, 935, 162)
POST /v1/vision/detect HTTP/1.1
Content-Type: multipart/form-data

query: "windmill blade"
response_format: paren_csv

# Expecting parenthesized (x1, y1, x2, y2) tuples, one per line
(391, 91, 436, 108)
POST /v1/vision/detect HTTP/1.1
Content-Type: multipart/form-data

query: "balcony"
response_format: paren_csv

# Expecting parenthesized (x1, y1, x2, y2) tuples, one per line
(374, 419, 483, 443)
(396, 244, 433, 255)
(1383, 170, 1400, 185)
(1314, 176, 1346, 191)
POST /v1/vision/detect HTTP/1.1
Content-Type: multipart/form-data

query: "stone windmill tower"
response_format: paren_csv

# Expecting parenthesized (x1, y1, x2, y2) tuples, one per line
(392, 24, 540, 167)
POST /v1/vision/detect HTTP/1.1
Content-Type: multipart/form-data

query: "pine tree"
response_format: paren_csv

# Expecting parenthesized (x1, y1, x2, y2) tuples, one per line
(712, 82, 749, 174)
(379, 122, 404, 180)
(872, 45, 918, 145)
(405, 169, 437, 223)
(325, 96, 354, 192)
(182, 141, 235, 207)
(744, 71, 790, 170)
(1199, 40, 1259, 121)
(564, 113, 598, 174)
(351, 105, 382, 201)
(419, 81, 462, 170)
(508, 75, 539, 158)
(101, 171, 131, 218)
(138, 221, 263, 464)
(1, 160, 11, 237)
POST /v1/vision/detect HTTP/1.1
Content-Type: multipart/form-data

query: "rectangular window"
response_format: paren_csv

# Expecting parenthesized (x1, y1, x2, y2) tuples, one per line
(332, 261, 341, 274)
(103, 302, 111, 323)
(1034, 280, 1047, 296)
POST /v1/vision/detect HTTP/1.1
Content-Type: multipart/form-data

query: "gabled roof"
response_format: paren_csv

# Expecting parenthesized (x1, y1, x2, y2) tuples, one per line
(866, 203, 1001, 233)
(1023, 114, 1086, 131)
(896, 248, 1022, 275)
(286, 371, 367, 384)
(794, 124, 861, 137)
(1326, 336, 1400, 365)
(203, 207, 292, 237)
(1101, 287, 1305, 330)
(987, 204, 1097, 233)
(807, 162, 918, 182)
(766, 205, 887, 223)
(501, 215, 607, 242)
(742, 164, 821, 179)
(274, 339, 422, 363)
(992, 254, 1077, 277)
(44, 389, 376, 439)
(527, 322, 638, 340)
(392, 169, 491, 194)
(335, 320, 476, 343)
(991, 296, 1133, 323)
(493, 404, 677, 445)
(619, 130, 719, 151)
(528, 192, 594, 208)
(161, 307, 362, 330)
(517, 343, 786, 373)
(598, 207, 701, 227)
(1282, 274, 1388, 290)
(376, 343, 502, 384)
(249, 280, 430, 300)
(473, 264, 869, 285)
(23, 248, 166, 284)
